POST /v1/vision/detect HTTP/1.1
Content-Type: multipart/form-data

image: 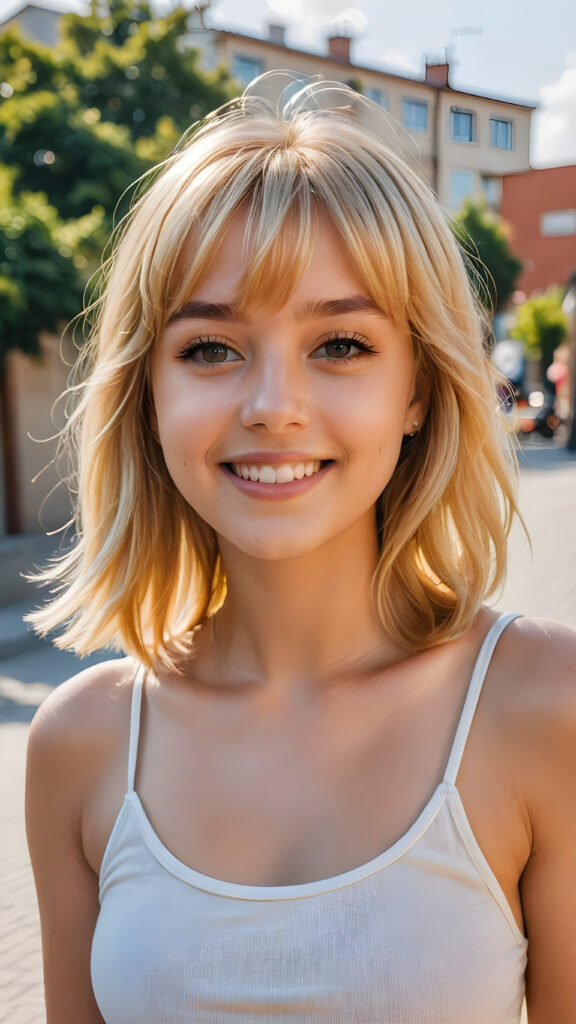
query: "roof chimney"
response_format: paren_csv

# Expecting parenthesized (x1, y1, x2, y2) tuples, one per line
(327, 35, 351, 63)
(425, 59, 450, 87)
(268, 24, 286, 46)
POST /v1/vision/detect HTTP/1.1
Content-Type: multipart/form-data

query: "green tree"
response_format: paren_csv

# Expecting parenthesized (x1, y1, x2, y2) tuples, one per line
(0, 167, 106, 368)
(510, 287, 569, 374)
(0, 4, 235, 354)
(0, 1, 235, 530)
(0, 168, 91, 532)
(60, 0, 232, 140)
(0, 8, 233, 226)
(451, 199, 523, 315)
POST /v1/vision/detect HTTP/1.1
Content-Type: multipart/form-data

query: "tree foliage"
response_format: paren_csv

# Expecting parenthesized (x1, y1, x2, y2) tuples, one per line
(0, 170, 88, 369)
(0, 1, 235, 364)
(451, 199, 523, 315)
(510, 287, 569, 371)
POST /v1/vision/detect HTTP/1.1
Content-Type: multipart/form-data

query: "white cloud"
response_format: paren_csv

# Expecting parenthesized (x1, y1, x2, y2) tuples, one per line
(266, 0, 366, 37)
(267, 0, 362, 22)
(333, 8, 367, 34)
(531, 60, 576, 167)
(378, 49, 420, 75)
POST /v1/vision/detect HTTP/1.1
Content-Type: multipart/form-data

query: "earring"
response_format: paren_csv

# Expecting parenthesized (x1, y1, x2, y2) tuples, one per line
(407, 419, 419, 438)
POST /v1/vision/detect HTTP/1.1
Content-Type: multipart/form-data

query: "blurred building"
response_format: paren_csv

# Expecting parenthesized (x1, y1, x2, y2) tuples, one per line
(185, 19, 534, 212)
(0, 1, 60, 46)
(3, 4, 534, 212)
(501, 164, 576, 294)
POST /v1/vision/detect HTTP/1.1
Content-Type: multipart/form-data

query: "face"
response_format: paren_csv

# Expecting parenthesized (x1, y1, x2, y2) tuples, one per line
(150, 213, 426, 562)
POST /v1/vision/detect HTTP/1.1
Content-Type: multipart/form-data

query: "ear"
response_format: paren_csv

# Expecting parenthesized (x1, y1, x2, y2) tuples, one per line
(403, 372, 430, 437)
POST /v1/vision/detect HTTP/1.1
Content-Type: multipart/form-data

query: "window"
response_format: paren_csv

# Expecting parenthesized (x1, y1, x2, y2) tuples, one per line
(232, 55, 265, 86)
(481, 175, 501, 208)
(450, 170, 475, 210)
(402, 98, 428, 133)
(541, 210, 576, 236)
(366, 87, 389, 109)
(490, 117, 513, 150)
(451, 108, 475, 143)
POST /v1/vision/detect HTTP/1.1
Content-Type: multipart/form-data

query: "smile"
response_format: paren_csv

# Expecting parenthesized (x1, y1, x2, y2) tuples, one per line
(229, 461, 323, 484)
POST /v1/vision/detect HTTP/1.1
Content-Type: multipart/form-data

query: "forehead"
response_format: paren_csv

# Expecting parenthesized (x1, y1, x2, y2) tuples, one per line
(182, 209, 369, 311)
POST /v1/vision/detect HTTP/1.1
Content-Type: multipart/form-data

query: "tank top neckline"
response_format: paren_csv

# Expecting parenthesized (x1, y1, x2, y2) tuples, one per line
(110, 611, 521, 904)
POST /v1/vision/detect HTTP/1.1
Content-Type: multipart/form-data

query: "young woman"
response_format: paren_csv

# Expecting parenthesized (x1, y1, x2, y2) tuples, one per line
(26, 74, 576, 1023)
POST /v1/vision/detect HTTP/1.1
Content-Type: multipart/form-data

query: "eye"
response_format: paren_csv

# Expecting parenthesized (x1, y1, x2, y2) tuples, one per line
(312, 332, 378, 361)
(177, 339, 241, 365)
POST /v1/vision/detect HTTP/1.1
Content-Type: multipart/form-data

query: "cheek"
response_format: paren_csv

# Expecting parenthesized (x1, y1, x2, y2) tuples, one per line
(152, 368, 219, 442)
(151, 380, 214, 490)
(341, 387, 411, 492)
(339, 381, 410, 446)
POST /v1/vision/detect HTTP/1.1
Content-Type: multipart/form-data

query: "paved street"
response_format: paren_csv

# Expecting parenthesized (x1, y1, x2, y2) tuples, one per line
(0, 438, 575, 1022)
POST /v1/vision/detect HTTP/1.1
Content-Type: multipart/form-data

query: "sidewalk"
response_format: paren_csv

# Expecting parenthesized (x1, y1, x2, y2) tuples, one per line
(1, 439, 575, 1022)
(0, 723, 45, 1024)
(0, 644, 108, 1024)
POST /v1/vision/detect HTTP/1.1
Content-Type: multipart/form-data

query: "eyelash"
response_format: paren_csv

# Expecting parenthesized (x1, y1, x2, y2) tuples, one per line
(176, 332, 378, 365)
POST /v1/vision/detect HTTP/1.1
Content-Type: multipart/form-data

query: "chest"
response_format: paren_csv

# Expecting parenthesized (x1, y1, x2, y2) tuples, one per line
(92, 797, 528, 1024)
(88, 661, 522, 902)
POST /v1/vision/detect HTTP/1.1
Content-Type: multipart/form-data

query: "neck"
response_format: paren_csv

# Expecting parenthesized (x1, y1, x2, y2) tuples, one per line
(201, 515, 403, 701)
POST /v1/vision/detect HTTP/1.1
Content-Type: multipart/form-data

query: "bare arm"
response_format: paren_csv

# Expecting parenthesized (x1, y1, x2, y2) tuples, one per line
(25, 663, 131, 1023)
(518, 626, 576, 1021)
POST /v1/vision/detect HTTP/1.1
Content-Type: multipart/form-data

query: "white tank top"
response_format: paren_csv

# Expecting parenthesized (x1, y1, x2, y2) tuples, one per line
(91, 612, 527, 1023)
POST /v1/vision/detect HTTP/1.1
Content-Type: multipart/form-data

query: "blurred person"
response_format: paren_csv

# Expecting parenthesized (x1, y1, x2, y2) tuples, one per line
(25, 74, 576, 1023)
(547, 342, 571, 420)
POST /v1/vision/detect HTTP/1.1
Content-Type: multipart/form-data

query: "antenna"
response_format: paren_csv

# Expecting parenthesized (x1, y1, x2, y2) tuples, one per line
(448, 25, 483, 68)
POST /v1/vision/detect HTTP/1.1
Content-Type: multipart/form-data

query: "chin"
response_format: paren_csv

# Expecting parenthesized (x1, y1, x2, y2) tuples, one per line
(218, 528, 332, 563)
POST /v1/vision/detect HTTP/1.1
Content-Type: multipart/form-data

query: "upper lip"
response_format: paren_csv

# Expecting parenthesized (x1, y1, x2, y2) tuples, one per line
(222, 452, 329, 465)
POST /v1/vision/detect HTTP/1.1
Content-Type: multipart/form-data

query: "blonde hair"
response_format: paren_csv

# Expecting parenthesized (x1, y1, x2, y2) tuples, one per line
(29, 73, 520, 667)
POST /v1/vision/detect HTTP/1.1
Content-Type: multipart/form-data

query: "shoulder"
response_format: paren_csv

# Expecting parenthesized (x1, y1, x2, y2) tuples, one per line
(27, 657, 139, 800)
(487, 615, 576, 811)
(29, 656, 138, 745)
(492, 615, 576, 716)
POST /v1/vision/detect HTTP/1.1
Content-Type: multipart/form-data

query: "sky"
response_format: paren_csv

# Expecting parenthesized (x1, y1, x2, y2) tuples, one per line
(1, 0, 576, 166)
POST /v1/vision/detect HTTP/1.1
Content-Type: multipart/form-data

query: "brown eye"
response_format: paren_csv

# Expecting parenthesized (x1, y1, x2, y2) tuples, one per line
(200, 343, 229, 363)
(178, 341, 241, 364)
(311, 335, 377, 362)
(324, 340, 354, 358)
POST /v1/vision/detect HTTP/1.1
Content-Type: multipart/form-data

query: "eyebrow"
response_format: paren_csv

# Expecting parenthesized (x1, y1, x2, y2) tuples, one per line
(167, 294, 385, 324)
(167, 301, 244, 324)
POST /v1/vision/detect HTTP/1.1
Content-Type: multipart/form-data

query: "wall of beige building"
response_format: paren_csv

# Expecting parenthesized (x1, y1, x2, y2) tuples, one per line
(437, 91, 531, 210)
(199, 33, 530, 211)
(2, 4, 60, 46)
(6, 333, 73, 535)
(205, 35, 435, 174)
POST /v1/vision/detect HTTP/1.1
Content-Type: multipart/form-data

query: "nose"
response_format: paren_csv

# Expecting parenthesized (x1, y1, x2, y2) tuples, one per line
(239, 355, 310, 432)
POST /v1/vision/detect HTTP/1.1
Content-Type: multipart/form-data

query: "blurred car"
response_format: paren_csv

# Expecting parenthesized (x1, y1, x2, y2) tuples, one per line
(514, 391, 560, 439)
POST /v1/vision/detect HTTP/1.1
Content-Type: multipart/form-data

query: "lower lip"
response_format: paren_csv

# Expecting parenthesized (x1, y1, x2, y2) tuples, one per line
(221, 462, 333, 501)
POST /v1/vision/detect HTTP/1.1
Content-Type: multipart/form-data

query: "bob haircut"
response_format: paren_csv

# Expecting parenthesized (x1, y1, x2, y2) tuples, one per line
(29, 72, 519, 669)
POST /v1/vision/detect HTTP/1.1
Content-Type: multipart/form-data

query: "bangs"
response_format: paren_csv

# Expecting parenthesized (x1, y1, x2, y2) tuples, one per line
(239, 167, 317, 310)
(158, 147, 318, 322)
(152, 136, 414, 327)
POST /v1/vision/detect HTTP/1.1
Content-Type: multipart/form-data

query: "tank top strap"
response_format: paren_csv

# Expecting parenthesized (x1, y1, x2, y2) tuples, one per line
(127, 665, 146, 793)
(443, 612, 522, 786)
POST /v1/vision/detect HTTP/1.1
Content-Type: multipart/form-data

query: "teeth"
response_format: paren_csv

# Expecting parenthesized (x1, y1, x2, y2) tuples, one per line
(232, 461, 323, 484)
(275, 465, 295, 484)
(259, 465, 277, 484)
